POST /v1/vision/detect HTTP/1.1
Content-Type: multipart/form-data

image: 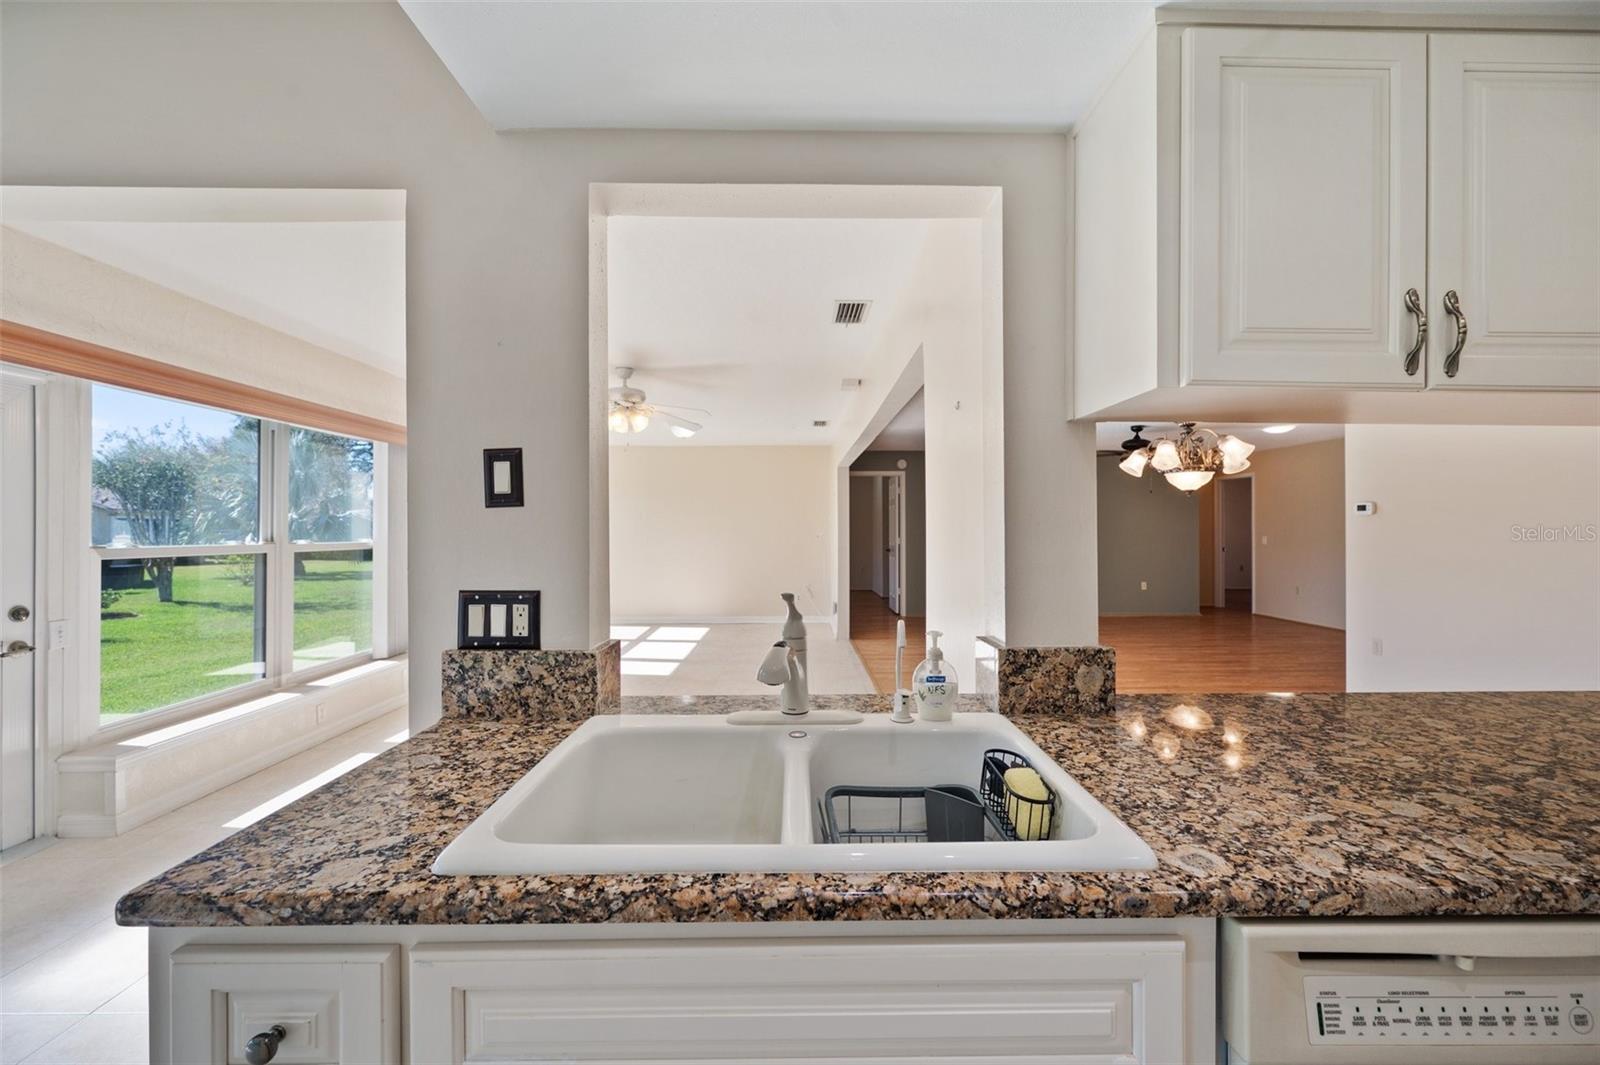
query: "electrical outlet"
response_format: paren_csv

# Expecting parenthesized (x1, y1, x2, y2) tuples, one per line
(457, 590, 540, 649)
(1371, 638, 1384, 657)
(1140, 580, 1148, 591)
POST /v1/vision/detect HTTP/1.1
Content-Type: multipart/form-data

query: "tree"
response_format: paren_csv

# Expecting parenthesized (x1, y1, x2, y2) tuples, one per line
(288, 430, 373, 575)
(93, 419, 258, 602)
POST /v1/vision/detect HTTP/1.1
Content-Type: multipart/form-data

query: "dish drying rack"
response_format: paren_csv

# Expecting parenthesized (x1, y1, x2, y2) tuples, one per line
(818, 748, 1058, 844)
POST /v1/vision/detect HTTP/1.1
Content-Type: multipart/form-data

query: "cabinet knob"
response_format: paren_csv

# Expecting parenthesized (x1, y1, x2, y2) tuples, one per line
(1402, 287, 1426, 376)
(1443, 289, 1468, 378)
(243, 1024, 287, 1065)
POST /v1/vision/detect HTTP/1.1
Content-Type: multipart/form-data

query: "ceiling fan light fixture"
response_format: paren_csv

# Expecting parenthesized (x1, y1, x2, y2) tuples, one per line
(1150, 439, 1182, 472)
(608, 408, 630, 434)
(1118, 449, 1149, 477)
(627, 409, 650, 434)
(1222, 456, 1251, 476)
(1217, 434, 1256, 464)
(1164, 469, 1214, 492)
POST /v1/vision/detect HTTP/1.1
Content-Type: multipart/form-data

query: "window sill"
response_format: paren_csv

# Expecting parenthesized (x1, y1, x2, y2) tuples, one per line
(57, 656, 408, 837)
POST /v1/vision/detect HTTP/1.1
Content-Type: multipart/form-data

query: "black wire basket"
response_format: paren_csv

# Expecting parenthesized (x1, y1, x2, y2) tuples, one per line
(979, 748, 1058, 841)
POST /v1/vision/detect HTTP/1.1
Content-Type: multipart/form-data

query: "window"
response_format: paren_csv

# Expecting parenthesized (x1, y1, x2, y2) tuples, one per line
(91, 385, 381, 726)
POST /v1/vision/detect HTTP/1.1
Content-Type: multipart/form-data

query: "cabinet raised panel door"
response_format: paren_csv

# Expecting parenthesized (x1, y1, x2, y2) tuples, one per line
(1428, 33, 1600, 391)
(1182, 28, 1428, 388)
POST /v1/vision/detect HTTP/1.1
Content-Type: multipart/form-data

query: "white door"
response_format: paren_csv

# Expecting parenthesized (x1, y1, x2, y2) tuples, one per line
(1428, 33, 1600, 390)
(1, 375, 37, 850)
(886, 475, 902, 615)
(1182, 28, 1429, 388)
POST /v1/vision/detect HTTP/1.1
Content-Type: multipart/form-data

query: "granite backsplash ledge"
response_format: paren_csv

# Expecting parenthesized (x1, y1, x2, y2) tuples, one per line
(441, 640, 620, 721)
(977, 636, 1117, 716)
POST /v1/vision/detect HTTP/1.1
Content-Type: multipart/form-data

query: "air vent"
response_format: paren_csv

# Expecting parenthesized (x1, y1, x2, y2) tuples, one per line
(813, 420, 829, 428)
(840, 378, 863, 391)
(834, 300, 871, 325)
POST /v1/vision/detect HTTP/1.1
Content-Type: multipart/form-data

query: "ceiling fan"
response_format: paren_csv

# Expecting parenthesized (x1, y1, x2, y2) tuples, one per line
(608, 366, 710, 438)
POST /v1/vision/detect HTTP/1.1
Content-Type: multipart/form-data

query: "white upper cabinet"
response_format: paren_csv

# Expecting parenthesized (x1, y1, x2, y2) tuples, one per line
(1181, 29, 1428, 389)
(1427, 32, 1600, 390)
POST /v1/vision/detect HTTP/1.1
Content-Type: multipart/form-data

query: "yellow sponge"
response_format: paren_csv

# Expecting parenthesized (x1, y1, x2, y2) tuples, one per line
(1003, 767, 1052, 841)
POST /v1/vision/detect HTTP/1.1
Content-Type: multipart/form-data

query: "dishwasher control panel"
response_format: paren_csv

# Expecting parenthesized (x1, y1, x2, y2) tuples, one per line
(1305, 976, 1597, 1047)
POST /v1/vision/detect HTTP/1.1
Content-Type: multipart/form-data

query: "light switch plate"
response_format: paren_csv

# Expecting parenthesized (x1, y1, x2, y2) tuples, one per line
(457, 590, 539, 649)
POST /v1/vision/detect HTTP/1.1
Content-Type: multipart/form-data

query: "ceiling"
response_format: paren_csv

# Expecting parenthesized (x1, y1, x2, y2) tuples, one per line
(400, 1, 1154, 131)
(7, 220, 407, 377)
(1094, 422, 1345, 453)
(2, 188, 406, 377)
(867, 389, 926, 452)
(606, 216, 935, 446)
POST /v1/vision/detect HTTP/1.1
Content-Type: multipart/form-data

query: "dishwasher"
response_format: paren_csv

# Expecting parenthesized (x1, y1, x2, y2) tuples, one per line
(1221, 918, 1599, 1064)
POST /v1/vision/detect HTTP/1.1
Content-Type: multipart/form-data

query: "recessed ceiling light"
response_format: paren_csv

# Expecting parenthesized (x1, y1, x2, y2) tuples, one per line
(1261, 424, 1297, 435)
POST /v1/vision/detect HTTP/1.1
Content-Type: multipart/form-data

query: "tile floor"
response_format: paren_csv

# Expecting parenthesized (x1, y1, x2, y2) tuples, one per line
(0, 708, 410, 1064)
(614, 623, 874, 697)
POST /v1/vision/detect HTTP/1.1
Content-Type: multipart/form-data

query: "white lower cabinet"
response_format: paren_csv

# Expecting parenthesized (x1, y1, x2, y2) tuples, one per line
(169, 945, 400, 1065)
(408, 936, 1186, 1064)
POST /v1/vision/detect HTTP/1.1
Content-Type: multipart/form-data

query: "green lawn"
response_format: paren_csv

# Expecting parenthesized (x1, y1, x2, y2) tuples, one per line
(100, 556, 371, 717)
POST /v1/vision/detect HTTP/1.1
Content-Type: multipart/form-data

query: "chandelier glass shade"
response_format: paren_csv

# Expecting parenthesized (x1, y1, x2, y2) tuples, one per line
(1118, 423, 1254, 491)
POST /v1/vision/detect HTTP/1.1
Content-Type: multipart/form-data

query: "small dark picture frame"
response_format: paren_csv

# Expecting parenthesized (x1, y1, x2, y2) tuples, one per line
(483, 448, 524, 508)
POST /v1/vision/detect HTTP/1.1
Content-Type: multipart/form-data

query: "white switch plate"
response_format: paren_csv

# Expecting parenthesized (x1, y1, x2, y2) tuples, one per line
(1140, 581, 1148, 591)
(489, 603, 508, 638)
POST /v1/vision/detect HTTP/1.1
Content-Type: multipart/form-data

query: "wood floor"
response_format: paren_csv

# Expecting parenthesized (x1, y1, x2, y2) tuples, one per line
(1100, 597, 1346, 694)
(849, 590, 926, 694)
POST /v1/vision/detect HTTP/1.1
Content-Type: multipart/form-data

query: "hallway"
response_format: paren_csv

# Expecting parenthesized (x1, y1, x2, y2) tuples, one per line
(849, 590, 926, 694)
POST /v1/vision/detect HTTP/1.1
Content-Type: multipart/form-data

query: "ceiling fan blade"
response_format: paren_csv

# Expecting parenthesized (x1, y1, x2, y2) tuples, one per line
(651, 401, 712, 417)
(657, 410, 704, 432)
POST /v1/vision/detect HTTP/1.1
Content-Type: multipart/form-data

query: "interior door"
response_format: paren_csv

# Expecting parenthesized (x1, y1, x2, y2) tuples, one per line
(1428, 33, 1600, 390)
(1182, 28, 1428, 388)
(1, 375, 38, 849)
(885, 476, 902, 615)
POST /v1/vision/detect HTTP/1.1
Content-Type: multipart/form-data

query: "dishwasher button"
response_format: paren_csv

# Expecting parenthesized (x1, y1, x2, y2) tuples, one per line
(1571, 1007, 1593, 1034)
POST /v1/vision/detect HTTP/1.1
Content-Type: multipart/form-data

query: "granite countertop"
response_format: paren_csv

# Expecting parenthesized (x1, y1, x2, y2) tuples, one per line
(116, 691, 1600, 926)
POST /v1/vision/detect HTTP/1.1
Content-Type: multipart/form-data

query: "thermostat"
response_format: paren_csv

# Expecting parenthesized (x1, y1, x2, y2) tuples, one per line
(1354, 501, 1377, 516)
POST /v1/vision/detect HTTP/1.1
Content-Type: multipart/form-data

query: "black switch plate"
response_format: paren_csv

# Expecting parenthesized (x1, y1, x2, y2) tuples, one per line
(483, 448, 524, 508)
(457, 590, 540, 649)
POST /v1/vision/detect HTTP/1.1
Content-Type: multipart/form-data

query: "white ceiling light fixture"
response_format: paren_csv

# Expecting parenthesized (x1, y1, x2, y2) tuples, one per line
(1118, 422, 1255, 492)
(1262, 424, 1298, 435)
(608, 366, 707, 437)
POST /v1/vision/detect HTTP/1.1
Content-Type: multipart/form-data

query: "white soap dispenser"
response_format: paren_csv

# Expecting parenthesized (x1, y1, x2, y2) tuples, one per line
(912, 630, 959, 722)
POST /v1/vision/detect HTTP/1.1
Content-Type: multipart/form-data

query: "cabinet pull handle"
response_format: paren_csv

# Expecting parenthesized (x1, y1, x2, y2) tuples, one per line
(244, 1025, 287, 1065)
(1402, 288, 1427, 376)
(1443, 289, 1468, 378)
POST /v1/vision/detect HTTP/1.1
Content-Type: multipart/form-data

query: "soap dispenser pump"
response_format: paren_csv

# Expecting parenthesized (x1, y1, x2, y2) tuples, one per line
(912, 630, 959, 722)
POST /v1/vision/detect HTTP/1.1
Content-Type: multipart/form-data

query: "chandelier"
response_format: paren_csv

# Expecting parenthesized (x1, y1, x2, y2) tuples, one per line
(1118, 422, 1254, 492)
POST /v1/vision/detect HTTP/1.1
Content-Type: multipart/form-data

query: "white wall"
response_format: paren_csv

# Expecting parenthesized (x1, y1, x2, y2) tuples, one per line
(1, 2, 1091, 727)
(1346, 425, 1600, 692)
(0, 225, 406, 427)
(1238, 438, 1344, 629)
(833, 222, 987, 681)
(610, 446, 832, 622)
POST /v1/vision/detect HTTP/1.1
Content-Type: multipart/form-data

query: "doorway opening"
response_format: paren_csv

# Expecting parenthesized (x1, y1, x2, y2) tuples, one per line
(1218, 476, 1254, 612)
(589, 184, 1002, 699)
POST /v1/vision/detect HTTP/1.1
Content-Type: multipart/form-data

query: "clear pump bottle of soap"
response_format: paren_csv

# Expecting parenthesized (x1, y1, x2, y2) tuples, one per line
(912, 630, 959, 722)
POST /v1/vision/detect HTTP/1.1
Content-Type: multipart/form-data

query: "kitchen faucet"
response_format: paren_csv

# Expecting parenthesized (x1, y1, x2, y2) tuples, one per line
(756, 592, 810, 715)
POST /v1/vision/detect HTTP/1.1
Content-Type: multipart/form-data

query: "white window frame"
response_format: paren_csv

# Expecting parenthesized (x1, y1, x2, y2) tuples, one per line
(89, 395, 384, 739)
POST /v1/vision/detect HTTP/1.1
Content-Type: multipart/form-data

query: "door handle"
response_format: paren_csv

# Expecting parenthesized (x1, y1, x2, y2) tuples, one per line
(1402, 287, 1426, 376)
(0, 641, 34, 659)
(1443, 289, 1468, 378)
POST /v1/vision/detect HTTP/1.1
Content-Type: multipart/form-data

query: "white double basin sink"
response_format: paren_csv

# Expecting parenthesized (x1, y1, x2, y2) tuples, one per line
(432, 712, 1156, 875)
